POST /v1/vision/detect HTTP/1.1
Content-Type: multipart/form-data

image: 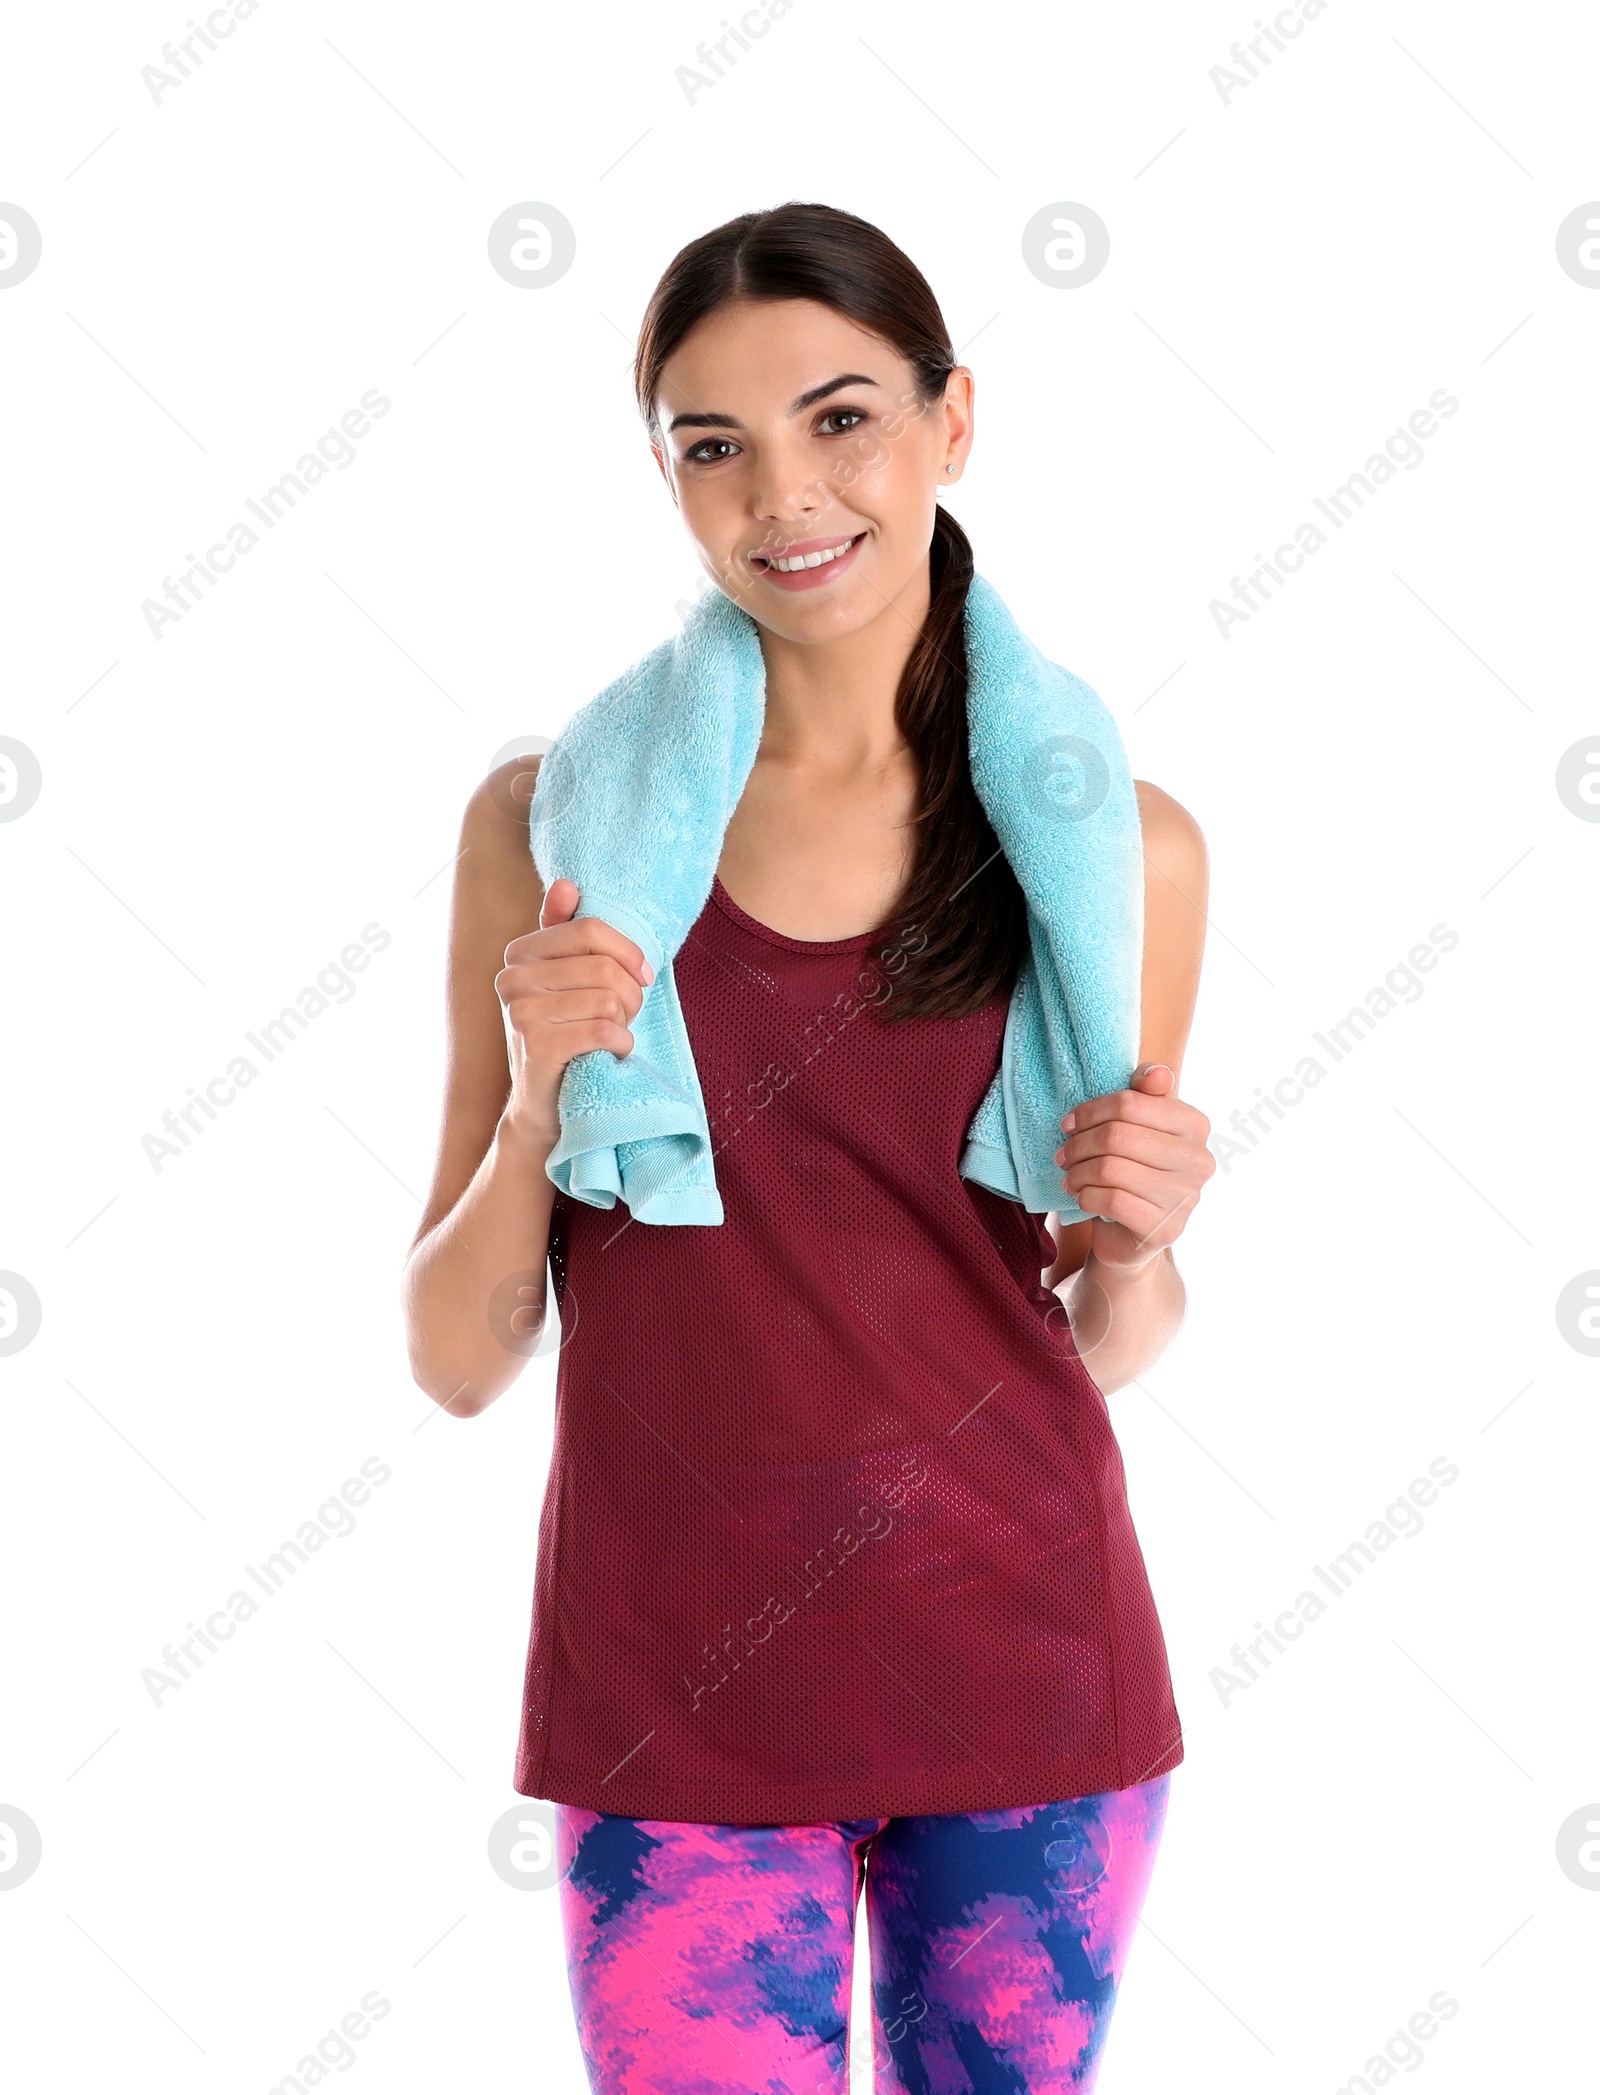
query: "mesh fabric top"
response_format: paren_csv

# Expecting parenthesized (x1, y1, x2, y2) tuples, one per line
(513, 876, 1183, 1822)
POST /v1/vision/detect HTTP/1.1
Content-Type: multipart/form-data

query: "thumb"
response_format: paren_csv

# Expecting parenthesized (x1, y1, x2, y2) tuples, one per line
(1131, 1061, 1175, 1094)
(540, 876, 581, 930)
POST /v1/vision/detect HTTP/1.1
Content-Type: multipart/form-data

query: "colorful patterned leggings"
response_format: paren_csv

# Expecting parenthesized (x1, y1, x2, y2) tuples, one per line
(556, 1773, 1170, 2094)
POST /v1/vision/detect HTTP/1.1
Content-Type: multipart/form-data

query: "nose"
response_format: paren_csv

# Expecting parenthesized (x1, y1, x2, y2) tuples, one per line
(750, 436, 827, 534)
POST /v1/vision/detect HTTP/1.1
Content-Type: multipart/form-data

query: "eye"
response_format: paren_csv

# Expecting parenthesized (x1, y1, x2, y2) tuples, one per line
(817, 407, 867, 435)
(682, 437, 740, 465)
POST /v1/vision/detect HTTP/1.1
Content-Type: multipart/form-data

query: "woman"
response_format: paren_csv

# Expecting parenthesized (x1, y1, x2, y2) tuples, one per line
(404, 202, 1214, 2094)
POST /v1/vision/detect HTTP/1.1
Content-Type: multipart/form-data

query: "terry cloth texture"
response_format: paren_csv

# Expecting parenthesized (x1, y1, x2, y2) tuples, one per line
(528, 574, 1143, 1225)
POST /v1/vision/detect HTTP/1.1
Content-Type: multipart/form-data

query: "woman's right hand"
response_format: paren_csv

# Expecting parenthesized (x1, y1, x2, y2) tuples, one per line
(494, 876, 655, 1146)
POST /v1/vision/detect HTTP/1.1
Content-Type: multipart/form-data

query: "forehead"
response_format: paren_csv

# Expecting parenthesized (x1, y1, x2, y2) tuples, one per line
(653, 298, 905, 414)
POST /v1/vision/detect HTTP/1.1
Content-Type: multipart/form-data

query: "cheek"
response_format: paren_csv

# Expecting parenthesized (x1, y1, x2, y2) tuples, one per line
(831, 419, 918, 496)
(835, 427, 894, 479)
(844, 453, 937, 556)
(673, 478, 744, 558)
(830, 417, 938, 516)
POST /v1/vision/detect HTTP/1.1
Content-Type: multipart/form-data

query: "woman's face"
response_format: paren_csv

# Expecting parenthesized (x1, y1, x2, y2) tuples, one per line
(650, 297, 973, 646)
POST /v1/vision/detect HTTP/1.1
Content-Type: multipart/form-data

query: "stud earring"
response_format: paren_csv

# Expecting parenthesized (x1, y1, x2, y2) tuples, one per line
(946, 463, 956, 474)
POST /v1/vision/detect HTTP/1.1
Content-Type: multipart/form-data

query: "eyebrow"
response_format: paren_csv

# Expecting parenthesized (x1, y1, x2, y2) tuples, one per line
(666, 372, 881, 435)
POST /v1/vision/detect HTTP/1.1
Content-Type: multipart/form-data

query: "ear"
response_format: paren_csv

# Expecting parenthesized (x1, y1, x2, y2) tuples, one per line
(650, 440, 678, 508)
(941, 367, 976, 477)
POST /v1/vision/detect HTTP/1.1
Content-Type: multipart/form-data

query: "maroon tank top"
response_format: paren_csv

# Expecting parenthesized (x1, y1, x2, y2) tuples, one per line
(513, 876, 1183, 1822)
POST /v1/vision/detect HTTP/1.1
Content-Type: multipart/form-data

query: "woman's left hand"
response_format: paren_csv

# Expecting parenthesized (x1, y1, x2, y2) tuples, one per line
(1056, 1063, 1215, 1272)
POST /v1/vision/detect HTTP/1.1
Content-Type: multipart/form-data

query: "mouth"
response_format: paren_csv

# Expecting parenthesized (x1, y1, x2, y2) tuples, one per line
(748, 531, 867, 590)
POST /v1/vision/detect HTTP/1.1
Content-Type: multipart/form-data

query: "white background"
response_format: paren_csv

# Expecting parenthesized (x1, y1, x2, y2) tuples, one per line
(2, 0, 1597, 2089)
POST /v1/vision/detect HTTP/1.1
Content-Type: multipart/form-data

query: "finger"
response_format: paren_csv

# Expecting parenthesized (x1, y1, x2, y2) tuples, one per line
(539, 876, 580, 930)
(1056, 1120, 1198, 1173)
(1130, 1062, 1176, 1093)
(497, 952, 646, 1019)
(1070, 1176, 1197, 1244)
(1062, 1065, 1173, 1130)
(543, 1017, 635, 1060)
(1063, 1086, 1200, 1137)
(1063, 1148, 1200, 1207)
(511, 909, 654, 986)
(504, 990, 636, 1054)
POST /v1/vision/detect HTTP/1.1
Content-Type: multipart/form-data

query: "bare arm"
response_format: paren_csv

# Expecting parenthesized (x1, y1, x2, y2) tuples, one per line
(1043, 779, 1213, 1395)
(401, 757, 649, 1416)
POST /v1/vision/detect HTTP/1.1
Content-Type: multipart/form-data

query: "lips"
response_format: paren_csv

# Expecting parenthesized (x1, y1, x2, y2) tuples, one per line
(749, 531, 867, 591)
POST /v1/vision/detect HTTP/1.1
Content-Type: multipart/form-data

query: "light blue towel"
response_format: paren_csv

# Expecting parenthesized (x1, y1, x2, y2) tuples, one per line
(528, 573, 1143, 1226)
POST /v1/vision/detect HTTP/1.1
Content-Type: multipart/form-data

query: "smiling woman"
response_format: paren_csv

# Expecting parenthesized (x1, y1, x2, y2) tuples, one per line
(402, 200, 1214, 2095)
(632, 226, 1027, 1006)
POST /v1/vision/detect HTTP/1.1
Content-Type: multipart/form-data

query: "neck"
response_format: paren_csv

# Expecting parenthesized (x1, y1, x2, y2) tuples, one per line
(754, 558, 931, 773)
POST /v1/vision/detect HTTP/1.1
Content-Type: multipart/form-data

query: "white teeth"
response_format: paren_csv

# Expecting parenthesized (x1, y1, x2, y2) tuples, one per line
(768, 537, 857, 573)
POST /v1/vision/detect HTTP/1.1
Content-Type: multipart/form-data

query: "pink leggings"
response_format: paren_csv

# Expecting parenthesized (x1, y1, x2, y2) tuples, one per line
(556, 1772, 1170, 2093)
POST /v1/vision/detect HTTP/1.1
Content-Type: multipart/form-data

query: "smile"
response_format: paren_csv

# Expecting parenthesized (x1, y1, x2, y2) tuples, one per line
(751, 532, 867, 590)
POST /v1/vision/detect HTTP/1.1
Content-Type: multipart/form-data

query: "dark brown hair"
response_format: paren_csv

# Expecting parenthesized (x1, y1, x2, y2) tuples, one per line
(633, 201, 1027, 1022)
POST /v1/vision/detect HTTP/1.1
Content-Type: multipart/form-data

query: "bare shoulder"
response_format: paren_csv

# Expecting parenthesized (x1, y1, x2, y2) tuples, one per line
(463, 754, 546, 862)
(1134, 779, 1208, 908)
(455, 756, 548, 925)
